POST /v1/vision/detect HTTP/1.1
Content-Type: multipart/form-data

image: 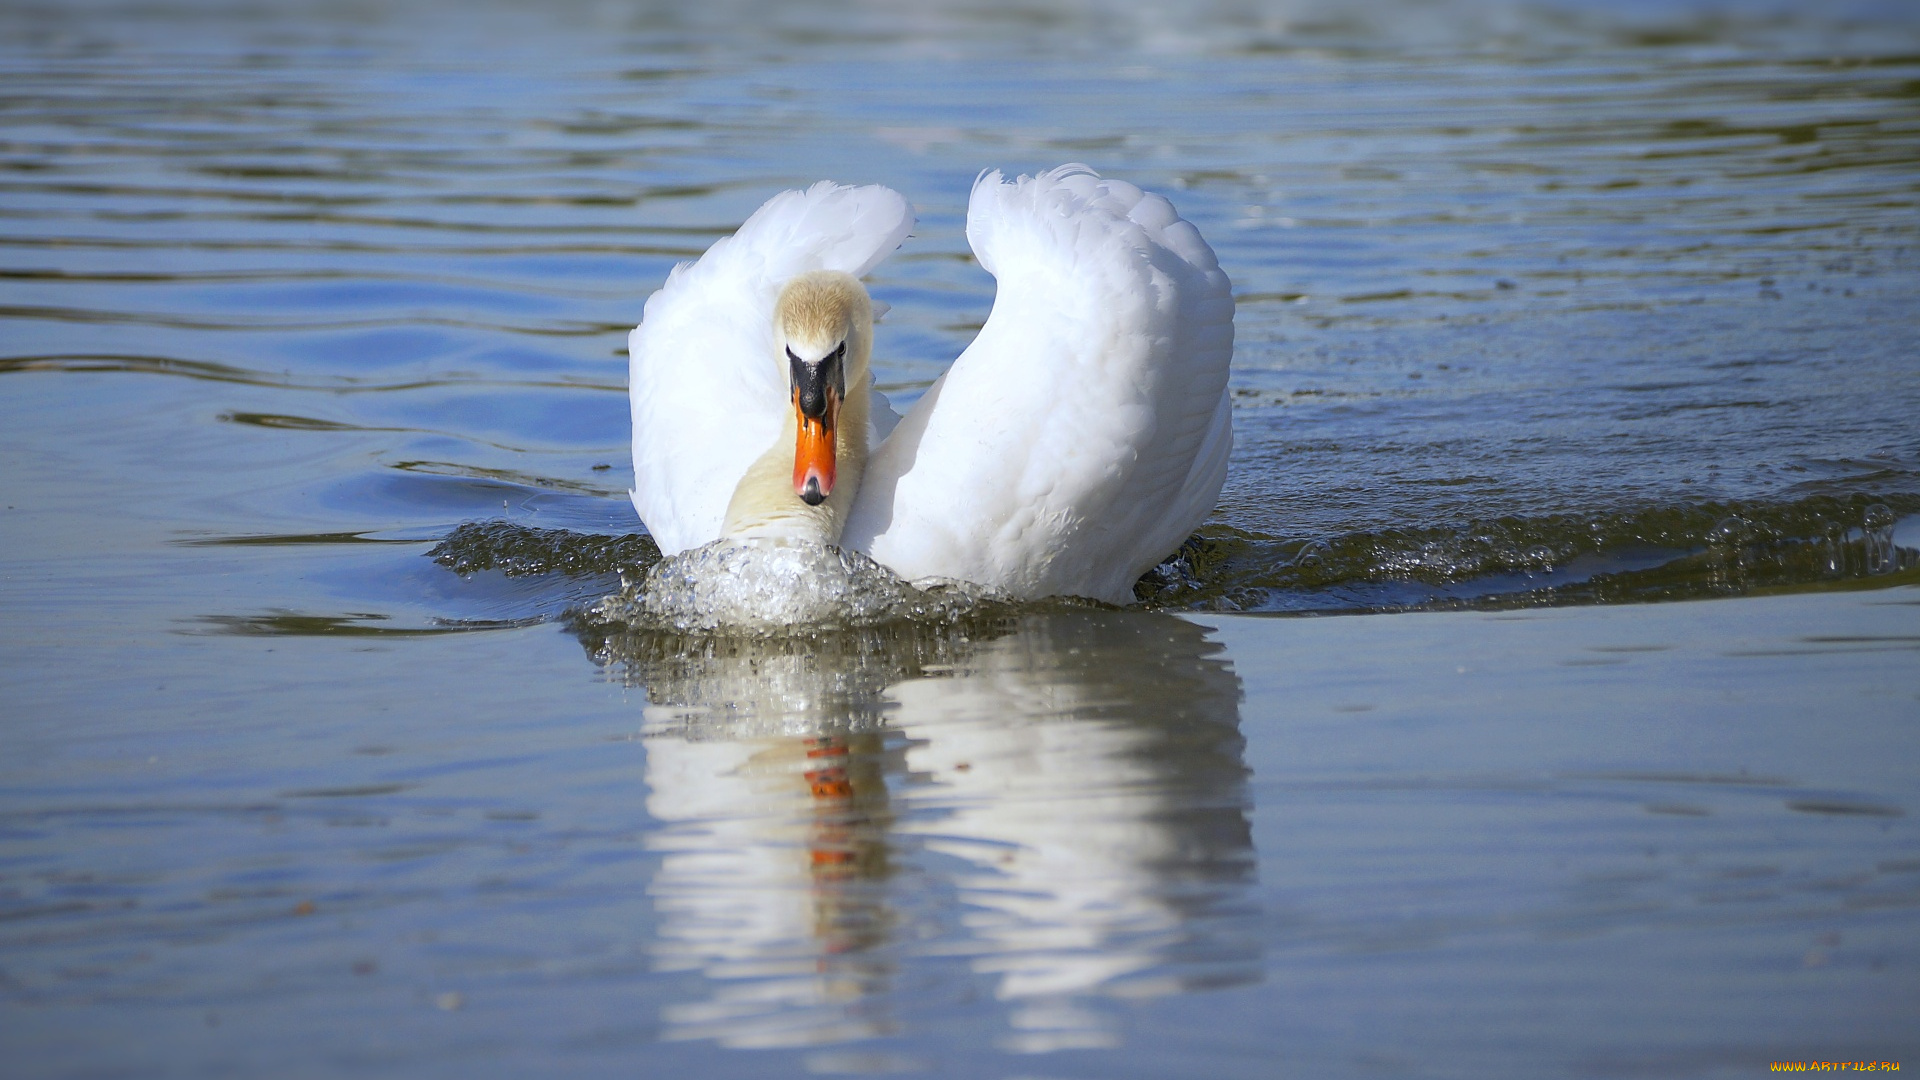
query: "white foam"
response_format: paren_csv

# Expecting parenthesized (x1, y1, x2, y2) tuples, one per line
(589, 537, 1002, 633)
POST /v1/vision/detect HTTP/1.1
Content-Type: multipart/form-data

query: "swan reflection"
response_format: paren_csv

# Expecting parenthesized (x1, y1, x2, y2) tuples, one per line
(583, 610, 1256, 1051)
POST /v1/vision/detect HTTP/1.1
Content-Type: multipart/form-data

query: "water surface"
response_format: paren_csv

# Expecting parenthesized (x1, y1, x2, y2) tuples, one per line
(3, 0, 1919, 1074)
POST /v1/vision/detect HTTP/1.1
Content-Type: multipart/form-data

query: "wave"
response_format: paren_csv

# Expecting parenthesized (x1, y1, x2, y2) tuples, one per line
(425, 490, 1920, 624)
(1138, 492, 1920, 613)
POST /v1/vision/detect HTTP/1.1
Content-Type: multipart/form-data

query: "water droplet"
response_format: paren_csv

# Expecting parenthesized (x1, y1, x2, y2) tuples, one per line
(1705, 516, 1755, 585)
(1863, 502, 1896, 575)
(1823, 520, 1847, 575)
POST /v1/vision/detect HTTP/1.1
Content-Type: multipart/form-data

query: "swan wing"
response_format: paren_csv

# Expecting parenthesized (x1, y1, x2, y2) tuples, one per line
(846, 165, 1234, 603)
(629, 182, 913, 554)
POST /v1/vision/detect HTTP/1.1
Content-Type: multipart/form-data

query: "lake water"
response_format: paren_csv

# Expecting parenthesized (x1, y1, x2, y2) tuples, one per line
(2, 0, 1918, 1075)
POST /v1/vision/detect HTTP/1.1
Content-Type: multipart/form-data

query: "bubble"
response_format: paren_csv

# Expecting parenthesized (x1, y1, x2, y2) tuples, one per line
(1706, 516, 1753, 548)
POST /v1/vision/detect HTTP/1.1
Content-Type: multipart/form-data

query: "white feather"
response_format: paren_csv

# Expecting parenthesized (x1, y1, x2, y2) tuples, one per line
(843, 165, 1234, 604)
(628, 182, 914, 554)
(627, 166, 1234, 605)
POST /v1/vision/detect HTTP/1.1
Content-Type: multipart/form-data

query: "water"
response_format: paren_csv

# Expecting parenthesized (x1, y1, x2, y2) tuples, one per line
(3, 0, 1919, 1074)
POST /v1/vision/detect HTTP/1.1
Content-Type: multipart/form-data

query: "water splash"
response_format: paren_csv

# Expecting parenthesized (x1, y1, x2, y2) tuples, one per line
(586, 538, 1006, 634)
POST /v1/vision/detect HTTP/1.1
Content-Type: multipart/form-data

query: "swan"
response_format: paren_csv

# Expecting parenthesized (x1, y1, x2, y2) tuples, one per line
(628, 164, 1233, 607)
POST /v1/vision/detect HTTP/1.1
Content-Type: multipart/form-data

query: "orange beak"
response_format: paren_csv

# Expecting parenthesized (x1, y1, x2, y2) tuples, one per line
(793, 385, 839, 506)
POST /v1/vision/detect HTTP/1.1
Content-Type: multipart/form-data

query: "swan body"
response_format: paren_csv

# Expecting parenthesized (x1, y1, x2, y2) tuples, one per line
(628, 165, 1233, 606)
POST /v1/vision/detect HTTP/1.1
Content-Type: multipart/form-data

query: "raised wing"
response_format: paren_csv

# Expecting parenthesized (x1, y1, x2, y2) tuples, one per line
(845, 165, 1234, 604)
(629, 182, 914, 554)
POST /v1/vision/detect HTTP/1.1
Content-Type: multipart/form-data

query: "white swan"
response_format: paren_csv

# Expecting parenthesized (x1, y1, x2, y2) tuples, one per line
(628, 164, 1233, 606)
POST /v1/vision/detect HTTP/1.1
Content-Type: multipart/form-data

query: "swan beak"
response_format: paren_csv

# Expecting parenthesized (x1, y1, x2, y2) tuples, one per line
(792, 386, 839, 506)
(790, 343, 845, 507)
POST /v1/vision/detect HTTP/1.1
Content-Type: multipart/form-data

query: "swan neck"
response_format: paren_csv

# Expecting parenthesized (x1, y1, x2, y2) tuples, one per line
(720, 367, 869, 544)
(719, 270, 875, 545)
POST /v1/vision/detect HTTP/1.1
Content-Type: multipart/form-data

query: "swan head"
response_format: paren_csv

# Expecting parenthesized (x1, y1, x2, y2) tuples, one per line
(774, 271, 873, 507)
